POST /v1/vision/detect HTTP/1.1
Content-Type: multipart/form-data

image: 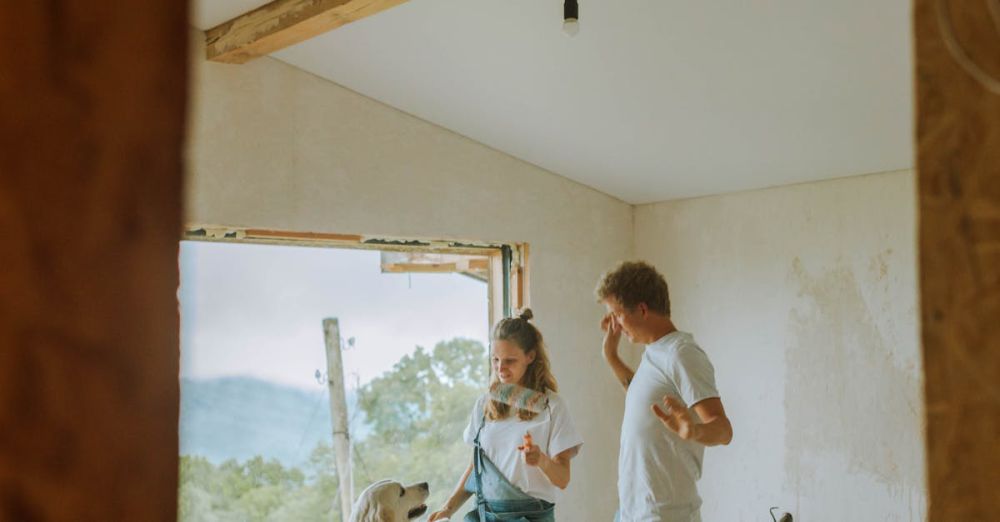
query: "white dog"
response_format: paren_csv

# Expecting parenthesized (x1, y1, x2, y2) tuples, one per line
(350, 479, 430, 522)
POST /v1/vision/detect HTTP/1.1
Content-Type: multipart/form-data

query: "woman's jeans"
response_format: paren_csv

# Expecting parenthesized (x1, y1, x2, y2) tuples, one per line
(463, 498, 554, 522)
(466, 411, 555, 522)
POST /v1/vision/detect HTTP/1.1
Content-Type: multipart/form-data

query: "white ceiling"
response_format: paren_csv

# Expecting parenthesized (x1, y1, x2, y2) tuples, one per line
(193, 0, 914, 204)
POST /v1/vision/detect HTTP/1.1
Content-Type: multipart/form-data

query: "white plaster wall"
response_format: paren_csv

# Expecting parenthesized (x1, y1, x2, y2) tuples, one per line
(634, 171, 926, 521)
(186, 35, 633, 522)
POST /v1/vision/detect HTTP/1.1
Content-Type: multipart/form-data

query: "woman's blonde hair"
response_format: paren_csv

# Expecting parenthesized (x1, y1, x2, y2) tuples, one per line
(485, 308, 558, 421)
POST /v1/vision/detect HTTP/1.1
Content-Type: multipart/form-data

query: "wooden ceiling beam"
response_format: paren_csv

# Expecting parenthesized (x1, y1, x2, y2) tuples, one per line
(205, 0, 408, 64)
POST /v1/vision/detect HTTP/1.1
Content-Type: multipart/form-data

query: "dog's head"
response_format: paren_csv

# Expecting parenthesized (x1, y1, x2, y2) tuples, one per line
(351, 479, 430, 522)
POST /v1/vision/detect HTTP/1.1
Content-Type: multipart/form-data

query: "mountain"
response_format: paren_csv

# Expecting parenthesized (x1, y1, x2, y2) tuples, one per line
(179, 376, 364, 467)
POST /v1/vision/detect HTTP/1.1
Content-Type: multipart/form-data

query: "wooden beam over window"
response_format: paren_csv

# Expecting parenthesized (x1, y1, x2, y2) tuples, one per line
(205, 0, 409, 64)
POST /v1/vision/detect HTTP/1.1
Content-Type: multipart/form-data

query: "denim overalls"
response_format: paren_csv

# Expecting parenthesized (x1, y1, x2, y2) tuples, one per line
(462, 408, 556, 522)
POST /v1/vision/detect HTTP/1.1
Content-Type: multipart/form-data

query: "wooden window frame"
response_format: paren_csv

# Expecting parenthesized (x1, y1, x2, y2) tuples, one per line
(183, 224, 529, 326)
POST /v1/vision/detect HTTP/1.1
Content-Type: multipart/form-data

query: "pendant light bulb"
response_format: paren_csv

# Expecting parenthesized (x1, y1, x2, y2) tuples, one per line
(563, 0, 579, 37)
(563, 18, 579, 37)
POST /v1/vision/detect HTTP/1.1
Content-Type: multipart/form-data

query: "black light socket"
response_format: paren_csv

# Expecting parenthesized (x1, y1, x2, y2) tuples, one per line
(564, 0, 578, 21)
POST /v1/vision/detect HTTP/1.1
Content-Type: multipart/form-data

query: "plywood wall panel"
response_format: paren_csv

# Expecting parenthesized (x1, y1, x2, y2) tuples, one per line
(0, 1, 188, 519)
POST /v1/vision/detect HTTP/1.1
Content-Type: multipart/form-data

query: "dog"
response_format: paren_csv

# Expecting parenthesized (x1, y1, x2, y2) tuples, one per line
(350, 479, 430, 522)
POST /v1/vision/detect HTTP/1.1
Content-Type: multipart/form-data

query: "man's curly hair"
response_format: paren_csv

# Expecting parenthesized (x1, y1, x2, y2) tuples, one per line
(595, 261, 670, 315)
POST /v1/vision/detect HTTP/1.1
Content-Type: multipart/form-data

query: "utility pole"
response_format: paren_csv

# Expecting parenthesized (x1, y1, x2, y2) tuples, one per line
(322, 318, 353, 522)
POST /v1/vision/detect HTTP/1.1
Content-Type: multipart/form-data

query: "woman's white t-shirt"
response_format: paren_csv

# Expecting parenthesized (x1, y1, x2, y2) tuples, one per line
(462, 391, 583, 504)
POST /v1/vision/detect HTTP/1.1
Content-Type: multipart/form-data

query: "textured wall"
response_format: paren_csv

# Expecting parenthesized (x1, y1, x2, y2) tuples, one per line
(186, 34, 633, 521)
(914, 0, 1000, 519)
(634, 171, 926, 521)
(0, 2, 187, 520)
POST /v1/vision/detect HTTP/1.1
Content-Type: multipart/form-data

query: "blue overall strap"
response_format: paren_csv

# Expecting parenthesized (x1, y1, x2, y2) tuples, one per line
(473, 410, 488, 521)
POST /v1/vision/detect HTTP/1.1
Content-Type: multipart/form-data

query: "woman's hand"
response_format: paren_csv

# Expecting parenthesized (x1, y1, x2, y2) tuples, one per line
(521, 441, 545, 467)
(519, 432, 546, 467)
(428, 509, 453, 521)
(520, 431, 574, 489)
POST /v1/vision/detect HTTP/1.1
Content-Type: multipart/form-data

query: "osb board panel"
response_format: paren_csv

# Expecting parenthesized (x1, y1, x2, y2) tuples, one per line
(0, 1, 188, 520)
(915, 0, 1000, 519)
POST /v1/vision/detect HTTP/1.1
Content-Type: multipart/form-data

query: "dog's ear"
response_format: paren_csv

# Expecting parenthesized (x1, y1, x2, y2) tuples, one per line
(374, 505, 395, 522)
(353, 501, 394, 522)
(351, 500, 376, 522)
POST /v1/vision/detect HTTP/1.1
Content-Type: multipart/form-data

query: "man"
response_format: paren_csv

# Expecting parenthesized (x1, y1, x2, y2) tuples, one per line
(596, 261, 733, 522)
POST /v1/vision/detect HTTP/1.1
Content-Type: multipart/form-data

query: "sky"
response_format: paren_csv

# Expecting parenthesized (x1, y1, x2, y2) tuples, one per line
(179, 241, 490, 391)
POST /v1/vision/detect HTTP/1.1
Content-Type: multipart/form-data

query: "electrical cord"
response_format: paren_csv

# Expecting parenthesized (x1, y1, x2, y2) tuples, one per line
(770, 506, 793, 522)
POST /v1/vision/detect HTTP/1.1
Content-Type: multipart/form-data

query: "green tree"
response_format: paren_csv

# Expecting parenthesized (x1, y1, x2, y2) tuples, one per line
(354, 337, 487, 513)
(179, 454, 333, 521)
(179, 337, 488, 521)
(358, 338, 486, 441)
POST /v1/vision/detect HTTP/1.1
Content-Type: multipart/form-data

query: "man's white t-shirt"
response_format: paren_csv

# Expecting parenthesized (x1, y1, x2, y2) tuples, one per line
(618, 331, 720, 522)
(463, 391, 583, 504)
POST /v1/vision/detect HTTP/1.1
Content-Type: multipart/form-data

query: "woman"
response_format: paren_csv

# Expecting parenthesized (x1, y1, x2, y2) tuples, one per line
(429, 309, 583, 522)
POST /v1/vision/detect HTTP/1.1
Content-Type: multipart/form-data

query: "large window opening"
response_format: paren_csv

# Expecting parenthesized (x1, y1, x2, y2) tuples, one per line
(177, 226, 526, 522)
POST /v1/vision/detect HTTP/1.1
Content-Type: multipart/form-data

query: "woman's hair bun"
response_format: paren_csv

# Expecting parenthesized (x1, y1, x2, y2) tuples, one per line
(517, 308, 534, 321)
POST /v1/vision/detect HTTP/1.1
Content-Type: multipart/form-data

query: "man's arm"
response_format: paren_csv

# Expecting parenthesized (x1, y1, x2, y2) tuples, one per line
(651, 396, 733, 446)
(601, 313, 634, 390)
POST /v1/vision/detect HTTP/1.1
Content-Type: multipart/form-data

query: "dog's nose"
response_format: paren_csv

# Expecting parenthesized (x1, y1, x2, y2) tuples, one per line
(418, 482, 429, 491)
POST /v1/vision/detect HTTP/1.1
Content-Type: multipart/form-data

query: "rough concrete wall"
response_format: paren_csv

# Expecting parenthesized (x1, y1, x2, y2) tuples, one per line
(914, 0, 1000, 519)
(186, 33, 633, 522)
(0, 2, 187, 520)
(634, 171, 926, 521)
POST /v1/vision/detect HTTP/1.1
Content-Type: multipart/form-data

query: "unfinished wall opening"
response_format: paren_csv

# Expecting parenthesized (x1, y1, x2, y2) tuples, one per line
(177, 225, 527, 522)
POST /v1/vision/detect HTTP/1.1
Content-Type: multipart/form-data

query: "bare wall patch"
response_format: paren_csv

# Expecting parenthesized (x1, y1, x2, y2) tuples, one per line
(784, 256, 922, 492)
